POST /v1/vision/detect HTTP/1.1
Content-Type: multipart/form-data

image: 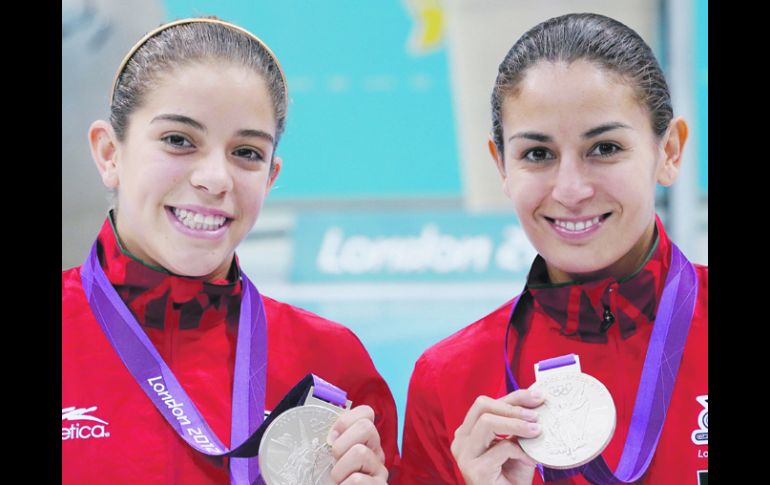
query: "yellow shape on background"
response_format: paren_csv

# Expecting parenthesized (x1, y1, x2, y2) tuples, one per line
(405, 0, 444, 54)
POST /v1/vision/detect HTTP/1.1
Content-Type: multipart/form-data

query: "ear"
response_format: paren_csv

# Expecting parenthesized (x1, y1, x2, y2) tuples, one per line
(656, 116, 689, 187)
(89, 120, 120, 189)
(266, 155, 283, 194)
(488, 134, 511, 198)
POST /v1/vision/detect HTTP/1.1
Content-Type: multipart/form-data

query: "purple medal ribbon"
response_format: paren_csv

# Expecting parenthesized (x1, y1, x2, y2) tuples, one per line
(81, 243, 267, 485)
(312, 375, 349, 406)
(503, 242, 698, 484)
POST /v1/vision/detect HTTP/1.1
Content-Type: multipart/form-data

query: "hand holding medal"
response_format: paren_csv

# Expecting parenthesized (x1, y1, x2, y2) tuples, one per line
(451, 353, 617, 484)
(326, 405, 389, 483)
(258, 377, 388, 485)
(450, 389, 545, 484)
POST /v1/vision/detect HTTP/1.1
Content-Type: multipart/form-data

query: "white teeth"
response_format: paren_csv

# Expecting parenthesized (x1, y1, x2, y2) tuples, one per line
(553, 216, 603, 232)
(171, 207, 228, 231)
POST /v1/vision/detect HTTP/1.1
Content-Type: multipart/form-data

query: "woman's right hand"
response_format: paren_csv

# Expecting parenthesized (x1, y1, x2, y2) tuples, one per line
(327, 404, 388, 484)
(450, 389, 545, 485)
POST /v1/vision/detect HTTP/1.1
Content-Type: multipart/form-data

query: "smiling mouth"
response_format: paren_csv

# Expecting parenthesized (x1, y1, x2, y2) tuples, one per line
(169, 207, 231, 231)
(544, 213, 612, 232)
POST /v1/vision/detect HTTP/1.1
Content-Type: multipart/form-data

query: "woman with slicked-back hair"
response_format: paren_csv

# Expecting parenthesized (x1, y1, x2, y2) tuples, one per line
(401, 13, 707, 485)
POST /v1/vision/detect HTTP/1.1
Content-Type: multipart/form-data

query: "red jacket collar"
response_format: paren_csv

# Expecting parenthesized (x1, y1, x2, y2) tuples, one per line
(523, 215, 671, 341)
(94, 213, 242, 330)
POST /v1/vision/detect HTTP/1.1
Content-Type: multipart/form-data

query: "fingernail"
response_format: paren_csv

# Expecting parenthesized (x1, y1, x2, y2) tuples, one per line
(521, 409, 538, 421)
(327, 429, 339, 445)
(528, 423, 541, 434)
(531, 390, 544, 400)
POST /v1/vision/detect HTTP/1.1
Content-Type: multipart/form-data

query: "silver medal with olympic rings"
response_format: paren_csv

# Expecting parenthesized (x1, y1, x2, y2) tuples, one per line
(519, 358, 616, 469)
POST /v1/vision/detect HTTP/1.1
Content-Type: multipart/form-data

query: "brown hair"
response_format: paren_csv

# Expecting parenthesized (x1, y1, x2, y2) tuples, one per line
(491, 13, 672, 156)
(110, 18, 288, 154)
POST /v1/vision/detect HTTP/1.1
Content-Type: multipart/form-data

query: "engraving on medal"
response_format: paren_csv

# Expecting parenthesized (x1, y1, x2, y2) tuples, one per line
(520, 372, 616, 469)
(259, 405, 341, 485)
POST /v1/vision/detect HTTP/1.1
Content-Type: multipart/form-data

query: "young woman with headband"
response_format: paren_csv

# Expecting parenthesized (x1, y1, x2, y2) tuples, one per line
(62, 17, 399, 484)
(400, 13, 707, 484)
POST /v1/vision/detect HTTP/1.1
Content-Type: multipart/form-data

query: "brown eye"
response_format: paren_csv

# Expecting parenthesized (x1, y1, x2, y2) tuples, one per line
(589, 142, 621, 158)
(233, 147, 264, 162)
(523, 147, 555, 162)
(161, 134, 193, 148)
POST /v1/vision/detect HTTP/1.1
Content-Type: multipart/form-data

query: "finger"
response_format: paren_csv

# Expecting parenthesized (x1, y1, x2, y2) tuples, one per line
(458, 440, 536, 485)
(476, 438, 538, 469)
(339, 472, 386, 485)
(461, 392, 542, 433)
(466, 413, 541, 458)
(453, 394, 533, 462)
(330, 417, 384, 463)
(328, 405, 376, 443)
(500, 388, 546, 408)
(491, 402, 540, 440)
(330, 443, 388, 483)
(458, 395, 499, 431)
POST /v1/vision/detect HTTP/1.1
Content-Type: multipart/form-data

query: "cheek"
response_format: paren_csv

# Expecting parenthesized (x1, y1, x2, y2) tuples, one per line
(598, 160, 655, 197)
(610, 173, 656, 211)
(235, 179, 269, 214)
(122, 156, 185, 190)
(506, 176, 544, 214)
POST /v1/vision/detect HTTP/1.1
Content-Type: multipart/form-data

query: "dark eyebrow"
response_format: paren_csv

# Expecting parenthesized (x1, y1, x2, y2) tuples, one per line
(582, 122, 631, 139)
(508, 132, 552, 143)
(150, 115, 274, 146)
(237, 129, 275, 146)
(150, 114, 206, 132)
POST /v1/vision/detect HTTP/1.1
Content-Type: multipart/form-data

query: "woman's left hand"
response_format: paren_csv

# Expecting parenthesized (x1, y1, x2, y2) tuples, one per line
(326, 404, 388, 484)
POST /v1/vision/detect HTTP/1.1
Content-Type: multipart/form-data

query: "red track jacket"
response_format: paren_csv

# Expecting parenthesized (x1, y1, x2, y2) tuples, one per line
(401, 216, 708, 484)
(62, 217, 400, 484)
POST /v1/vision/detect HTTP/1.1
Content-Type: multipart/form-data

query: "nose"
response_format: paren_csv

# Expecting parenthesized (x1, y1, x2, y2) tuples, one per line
(551, 154, 594, 208)
(190, 153, 233, 196)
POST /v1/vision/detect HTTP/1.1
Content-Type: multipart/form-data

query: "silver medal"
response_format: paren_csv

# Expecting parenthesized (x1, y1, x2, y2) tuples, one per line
(259, 390, 351, 485)
(519, 355, 616, 469)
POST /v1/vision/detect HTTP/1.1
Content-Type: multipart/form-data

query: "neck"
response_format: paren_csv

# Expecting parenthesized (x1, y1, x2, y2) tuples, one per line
(546, 219, 658, 285)
(110, 210, 169, 274)
(109, 210, 235, 283)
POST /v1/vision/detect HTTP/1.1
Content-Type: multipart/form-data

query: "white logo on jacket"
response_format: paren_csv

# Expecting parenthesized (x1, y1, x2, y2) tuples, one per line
(691, 395, 708, 445)
(62, 406, 110, 440)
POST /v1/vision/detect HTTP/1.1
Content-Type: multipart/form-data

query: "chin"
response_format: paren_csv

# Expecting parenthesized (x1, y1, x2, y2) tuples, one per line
(164, 258, 226, 279)
(547, 254, 613, 278)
